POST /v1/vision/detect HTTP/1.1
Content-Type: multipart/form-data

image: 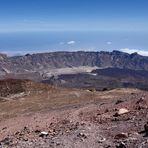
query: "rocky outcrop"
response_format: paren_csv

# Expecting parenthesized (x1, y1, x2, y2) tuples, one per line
(0, 79, 51, 97)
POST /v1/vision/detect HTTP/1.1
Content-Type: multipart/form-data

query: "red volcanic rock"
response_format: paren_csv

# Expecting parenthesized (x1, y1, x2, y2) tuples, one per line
(0, 79, 51, 97)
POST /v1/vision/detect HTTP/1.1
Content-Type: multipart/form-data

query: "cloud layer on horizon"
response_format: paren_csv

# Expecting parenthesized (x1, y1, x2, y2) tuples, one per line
(120, 48, 148, 56)
(2, 48, 148, 57)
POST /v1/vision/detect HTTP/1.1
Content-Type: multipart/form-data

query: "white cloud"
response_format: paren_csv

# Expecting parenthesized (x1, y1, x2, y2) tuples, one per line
(67, 41, 76, 45)
(106, 41, 112, 45)
(120, 48, 148, 56)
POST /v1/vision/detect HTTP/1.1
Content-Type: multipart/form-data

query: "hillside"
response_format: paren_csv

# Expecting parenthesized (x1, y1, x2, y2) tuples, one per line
(43, 68, 148, 91)
(0, 79, 147, 147)
(0, 79, 53, 101)
(1, 50, 148, 90)
(1, 51, 148, 77)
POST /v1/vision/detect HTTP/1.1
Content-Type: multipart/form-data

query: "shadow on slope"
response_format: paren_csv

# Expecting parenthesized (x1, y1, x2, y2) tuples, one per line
(43, 68, 148, 91)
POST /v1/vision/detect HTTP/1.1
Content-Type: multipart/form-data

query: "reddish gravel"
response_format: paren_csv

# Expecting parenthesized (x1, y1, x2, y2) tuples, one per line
(0, 85, 148, 148)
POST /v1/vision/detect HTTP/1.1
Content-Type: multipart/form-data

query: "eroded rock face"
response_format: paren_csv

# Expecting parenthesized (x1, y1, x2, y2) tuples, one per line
(0, 53, 7, 60)
(1, 51, 148, 75)
(1, 51, 148, 90)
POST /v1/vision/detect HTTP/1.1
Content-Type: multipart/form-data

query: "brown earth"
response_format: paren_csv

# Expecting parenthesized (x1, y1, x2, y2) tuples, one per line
(0, 79, 148, 148)
(0, 79, 52, 98)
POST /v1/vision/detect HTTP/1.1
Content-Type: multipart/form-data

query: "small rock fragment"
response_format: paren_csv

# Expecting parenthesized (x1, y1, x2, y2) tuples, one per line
(2, 127, 7, 130)
(136, 97, 144, 104)
(118, 108, 129, 115)
(77, 133, 87, 139)
(97, 137, 106, 143)
(144, 122, 148, 136)
(39, 131, 48, 138)
(114, 133, 128, 140)
(115, 100, 123, 105)
(113, 113, 119, 117)
(116, 142, 126, 148)
(1, 137, 12, 146)
(34, 129, 41, 134)
(23, 137, 28, 141)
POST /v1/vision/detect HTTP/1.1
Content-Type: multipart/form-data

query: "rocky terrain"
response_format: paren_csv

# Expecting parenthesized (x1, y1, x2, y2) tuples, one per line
(1, 50, 148, 90)
(0, 79, 148, 148)
(1, 50, 148, 77)
(0, 51, 148, 147)
(0, 79, 52, 98)
(44, 68, 148, 91)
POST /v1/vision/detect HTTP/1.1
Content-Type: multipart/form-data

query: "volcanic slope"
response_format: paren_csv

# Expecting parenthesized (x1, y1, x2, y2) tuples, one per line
(0, 79, 148, 148)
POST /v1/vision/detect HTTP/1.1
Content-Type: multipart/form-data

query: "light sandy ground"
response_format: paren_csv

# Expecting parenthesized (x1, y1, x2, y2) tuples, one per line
(42, 66, 99, 77)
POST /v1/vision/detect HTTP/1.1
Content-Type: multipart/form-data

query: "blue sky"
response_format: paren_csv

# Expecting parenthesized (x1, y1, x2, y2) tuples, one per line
(0, 0, 148, 32)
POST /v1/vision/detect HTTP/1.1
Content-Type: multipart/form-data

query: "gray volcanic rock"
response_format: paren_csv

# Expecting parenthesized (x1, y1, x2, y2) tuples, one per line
(0, 53, 7, 60)
(1, 50, 148, 76)
(43, 67, 148, 90)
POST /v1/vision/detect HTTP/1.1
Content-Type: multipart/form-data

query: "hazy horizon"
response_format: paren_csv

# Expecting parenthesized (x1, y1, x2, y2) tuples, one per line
(0, 0, 147, 56)
(0, 31, 148, 56)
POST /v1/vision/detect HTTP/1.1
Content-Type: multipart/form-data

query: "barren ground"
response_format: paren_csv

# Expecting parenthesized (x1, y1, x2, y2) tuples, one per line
(0, 86, 148, 148)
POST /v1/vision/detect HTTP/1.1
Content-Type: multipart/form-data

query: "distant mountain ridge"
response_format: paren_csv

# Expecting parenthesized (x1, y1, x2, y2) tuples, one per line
(0, 50, 148, 76)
